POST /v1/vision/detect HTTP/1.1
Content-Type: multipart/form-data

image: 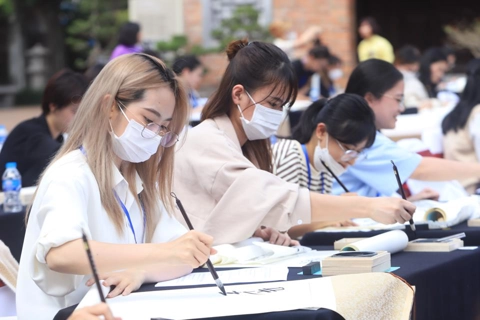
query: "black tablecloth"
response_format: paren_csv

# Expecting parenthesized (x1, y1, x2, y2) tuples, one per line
(55, 245, 480, 320)
(0, 206, 26, 261)
(300, 221, 480, 247)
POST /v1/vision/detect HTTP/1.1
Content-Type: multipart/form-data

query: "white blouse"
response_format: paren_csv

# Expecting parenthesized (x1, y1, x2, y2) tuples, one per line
(16, 150, 186, 320)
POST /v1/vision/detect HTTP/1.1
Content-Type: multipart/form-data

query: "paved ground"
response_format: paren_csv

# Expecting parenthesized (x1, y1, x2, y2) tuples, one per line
(0, 105, 42, 132)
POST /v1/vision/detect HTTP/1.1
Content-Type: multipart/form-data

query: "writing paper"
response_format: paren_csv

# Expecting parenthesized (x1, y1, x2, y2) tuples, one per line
(341, 230, 408, 254)
(154, 267, 288, 287)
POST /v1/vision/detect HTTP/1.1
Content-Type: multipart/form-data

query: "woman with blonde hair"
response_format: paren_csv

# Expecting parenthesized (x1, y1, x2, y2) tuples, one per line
(16, 53, 215, 320)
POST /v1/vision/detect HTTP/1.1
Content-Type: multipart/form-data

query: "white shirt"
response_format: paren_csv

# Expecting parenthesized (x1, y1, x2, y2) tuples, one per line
(16, 150, 186, 320)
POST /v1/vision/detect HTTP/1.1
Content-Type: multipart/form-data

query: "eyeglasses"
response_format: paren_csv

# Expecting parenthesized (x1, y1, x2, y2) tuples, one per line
(383, 94, 405, 107)
(117, 101, 179, 148)
(335, 139, 366, 162)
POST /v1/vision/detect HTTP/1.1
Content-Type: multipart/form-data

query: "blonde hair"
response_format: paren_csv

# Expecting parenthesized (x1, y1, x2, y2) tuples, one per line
(32, 54, 189, 241)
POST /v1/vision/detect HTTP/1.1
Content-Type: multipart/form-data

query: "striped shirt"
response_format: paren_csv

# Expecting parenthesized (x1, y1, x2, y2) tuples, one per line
(272, 139, 333, 194)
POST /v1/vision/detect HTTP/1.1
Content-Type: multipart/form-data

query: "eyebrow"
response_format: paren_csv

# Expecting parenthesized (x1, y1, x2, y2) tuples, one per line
(144, 107, 173, 121)
(269, 96, 286, 105)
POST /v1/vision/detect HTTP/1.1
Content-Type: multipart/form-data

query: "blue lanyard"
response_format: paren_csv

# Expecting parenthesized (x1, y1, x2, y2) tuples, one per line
(301, 144, 312, 189)
(114, 191, 146, 244)
(79, 146, 146, 243)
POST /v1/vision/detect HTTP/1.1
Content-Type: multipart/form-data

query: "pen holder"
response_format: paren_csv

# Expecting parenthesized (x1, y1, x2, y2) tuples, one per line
(404, 238, 463, 252)
(322, 251, 391, 276)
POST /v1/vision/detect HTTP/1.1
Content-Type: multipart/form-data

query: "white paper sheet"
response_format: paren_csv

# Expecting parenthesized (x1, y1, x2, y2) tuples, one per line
(341, 230, 408, 254)
(154, 267, 289, 287)
(79, 278, 336, 320)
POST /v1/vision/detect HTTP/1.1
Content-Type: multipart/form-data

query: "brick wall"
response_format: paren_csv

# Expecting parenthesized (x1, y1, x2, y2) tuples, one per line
(272, 0, 357, 88)
(183, 0, 357, 91)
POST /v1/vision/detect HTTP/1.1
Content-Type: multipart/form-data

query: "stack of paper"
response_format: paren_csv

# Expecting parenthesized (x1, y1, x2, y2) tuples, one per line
(322, 251, 391, 276)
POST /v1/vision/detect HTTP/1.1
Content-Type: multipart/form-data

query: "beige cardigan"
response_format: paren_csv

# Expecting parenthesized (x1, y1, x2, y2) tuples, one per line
(173, 115, 311, 245)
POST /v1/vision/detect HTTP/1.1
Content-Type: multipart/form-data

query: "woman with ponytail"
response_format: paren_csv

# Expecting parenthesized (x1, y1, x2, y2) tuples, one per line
(173, 39, 415, 246)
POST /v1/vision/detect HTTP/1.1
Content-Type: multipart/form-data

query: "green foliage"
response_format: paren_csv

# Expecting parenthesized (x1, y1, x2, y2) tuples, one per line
(65, 0, 128, 69)
(211, 4, 271, 50)
(0, 0, 13, 16)
(157, 35, 188, 52)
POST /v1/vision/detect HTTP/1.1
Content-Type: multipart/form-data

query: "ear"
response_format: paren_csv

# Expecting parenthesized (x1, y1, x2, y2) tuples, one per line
(364, 92, 377, 105)
(231, 84, 245, 106)
(49, 103, 57, 113)
(103, 94, 116, 120)
(315, 123, 328, 141)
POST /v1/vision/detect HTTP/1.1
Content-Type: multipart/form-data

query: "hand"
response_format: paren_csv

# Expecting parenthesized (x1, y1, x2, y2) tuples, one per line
(408, 188, 440, 202)
(163, 230, 216, 268)
(87, 269, 146, 298)
(368, 197, 416, 225)
(68, 303, 121, 320)
(253, 226, 300, 246)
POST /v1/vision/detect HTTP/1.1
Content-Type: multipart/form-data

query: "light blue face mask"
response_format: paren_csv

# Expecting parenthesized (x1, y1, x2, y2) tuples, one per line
(237, 91, 286, 141)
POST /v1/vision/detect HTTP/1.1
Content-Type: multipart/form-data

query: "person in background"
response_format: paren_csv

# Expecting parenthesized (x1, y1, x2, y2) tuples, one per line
(16, 54, 215, 320)
(394, 45, 426, 108)
(172, 55, 205, 111)
(442, 59, 480, 194)
(319, 54, 343, 98)
(418, 47, 449, 100)
(110, 22, 142, 60)
(0, 69, 88, 189)
(272, 94, 376, 237)
(173, 39, 415, 246)
(442, 47, 456, 71)
(357, 17, 394, 63)
(334, 58, 480, 197)
(269, 21, 323, 59)
(292, 45, 331, 100)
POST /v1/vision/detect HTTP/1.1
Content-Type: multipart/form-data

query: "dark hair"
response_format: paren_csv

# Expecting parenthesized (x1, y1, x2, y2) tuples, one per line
(345, 59, 403, 99)
(419, 47, 448, 97)
(292, 94, 376, 148)
(172, 55, 202, 75)
(118, 22, 140, 47)
(442, 59, 480, 134)
(41, 69, 89, 115)
(359, 17, 380, 34)
(328, 55, 342, 66)
(394, 45, 421, 65)
(202, 39, 298, 172)
(442, 46, 455, 57)
(308, 45, 330, 60)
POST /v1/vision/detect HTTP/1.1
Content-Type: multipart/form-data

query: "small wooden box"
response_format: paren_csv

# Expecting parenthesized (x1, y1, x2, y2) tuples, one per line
(322, 251, 391, 276)
(468, 219, 480, 227)
(333, 238, 367, 250)
(404, 238, 463, 252)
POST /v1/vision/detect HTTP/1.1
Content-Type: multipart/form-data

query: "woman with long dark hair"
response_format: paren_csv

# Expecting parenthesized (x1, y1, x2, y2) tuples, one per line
(442, 59, 480, 193)
(173, 40, 415, 245)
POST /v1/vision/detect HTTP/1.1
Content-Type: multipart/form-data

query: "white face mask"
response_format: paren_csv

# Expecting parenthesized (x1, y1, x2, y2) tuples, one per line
(313, 134, 346, 176)
(328, 68, 343, 81)
(110, 106, 162, 163)
(237, 91, 285, 141)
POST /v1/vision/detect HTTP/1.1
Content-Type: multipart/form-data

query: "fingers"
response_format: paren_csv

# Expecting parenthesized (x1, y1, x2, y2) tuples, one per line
(72, 303, 118, 320)
(269, 231, 280, 244)
(290, 240, 300, 246)
(401, 199, 416, 215)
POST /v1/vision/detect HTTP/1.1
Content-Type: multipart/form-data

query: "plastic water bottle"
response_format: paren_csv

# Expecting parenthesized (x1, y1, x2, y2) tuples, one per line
(0, 125, 7, 152)
(2, 162, 22, 213)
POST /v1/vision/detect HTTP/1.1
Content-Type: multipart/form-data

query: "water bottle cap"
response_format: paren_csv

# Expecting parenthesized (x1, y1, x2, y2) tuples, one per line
(6, 162, 17, 169)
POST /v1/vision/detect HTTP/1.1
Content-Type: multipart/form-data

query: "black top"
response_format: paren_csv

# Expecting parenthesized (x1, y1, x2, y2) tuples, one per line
(291, 60, 330, 98)
(292, 59, 314, 90)
(0, 115, 63, 189)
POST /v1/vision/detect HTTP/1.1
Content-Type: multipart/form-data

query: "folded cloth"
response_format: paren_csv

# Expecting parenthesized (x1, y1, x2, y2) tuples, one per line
(0, 240, 19, 292)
